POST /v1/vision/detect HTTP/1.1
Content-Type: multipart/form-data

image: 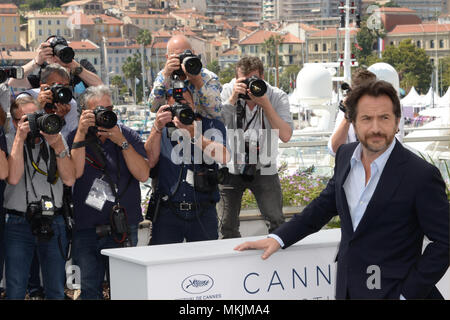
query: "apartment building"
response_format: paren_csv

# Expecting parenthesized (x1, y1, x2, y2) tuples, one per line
(204, 0, 262, 22)
(69, 39, 101, 72)
(123, 13, 176, 32)
(0, 4, 21, 51)
(61, 0, 104, 14)
(307, 28, 358, 63)
(67, 13, 123, 44)
(27, 13, 70, 49)
(388, 0, 444, 20)
(385, 23, 450, 63)
(239, 30, 304, 66)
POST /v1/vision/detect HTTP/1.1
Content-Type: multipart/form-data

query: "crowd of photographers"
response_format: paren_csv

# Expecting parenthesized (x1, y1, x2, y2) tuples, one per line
(0, 34, 294, 300)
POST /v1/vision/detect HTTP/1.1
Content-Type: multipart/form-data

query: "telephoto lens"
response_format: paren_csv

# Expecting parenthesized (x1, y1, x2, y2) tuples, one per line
(94, 106, 117, 129)
(27, 110, 64, 136)
(49, 36, 75, 63)
(51, 84, 73, 104)
(173, 50, 202, 77)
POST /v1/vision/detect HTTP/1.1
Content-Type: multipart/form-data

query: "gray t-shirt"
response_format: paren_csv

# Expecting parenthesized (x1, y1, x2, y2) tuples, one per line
(4, 133, 64, 212)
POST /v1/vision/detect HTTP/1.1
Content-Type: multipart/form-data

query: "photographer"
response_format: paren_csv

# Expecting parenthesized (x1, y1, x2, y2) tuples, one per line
(8, 36, 102, 94)
(219, 56, 293, 239)
(3, 95, 75, 300)
(17, 64, 79, 140)
(148, 34, 222, 121)
(67, 85, 149, 300)
(144, 81, 229, 244)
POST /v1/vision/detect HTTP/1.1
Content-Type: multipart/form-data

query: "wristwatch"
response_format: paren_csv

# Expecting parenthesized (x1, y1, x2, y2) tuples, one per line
(56, 149, 69, 159)
(121, 141, 130, 150)
(73, 65, 83, 76)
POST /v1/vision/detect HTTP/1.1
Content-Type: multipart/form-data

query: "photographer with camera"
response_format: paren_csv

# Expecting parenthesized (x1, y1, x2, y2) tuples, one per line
(16, 64, 79, 140)
(8, 36, 102, 95)
(144, 78, 229, 244)
(67, 85, 149, 299)
(219, 56, 294, 239)
(148, 34, 222, 121)
(3, 95, 75, 300)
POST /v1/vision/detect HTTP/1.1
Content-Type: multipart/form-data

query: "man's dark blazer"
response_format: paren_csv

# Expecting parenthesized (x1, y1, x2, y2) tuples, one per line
(274, 139, 449, 299)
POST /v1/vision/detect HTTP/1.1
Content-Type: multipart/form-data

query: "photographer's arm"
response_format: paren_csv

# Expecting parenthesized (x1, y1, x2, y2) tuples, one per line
(329, 117, 351, 155)
(70, 110, 94, 178)
(68, 60, 103, 87)
(7, 116, 28, 185)
(0, 149, 7, 180)
(43, 133, 76, 186)
(145, 106, 172, 168)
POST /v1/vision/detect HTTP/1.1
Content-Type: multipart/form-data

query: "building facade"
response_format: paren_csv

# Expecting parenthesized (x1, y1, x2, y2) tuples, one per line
(204, 0, 262, 22)
(27, 13, 70, 49)
(0, 4, 21, 51)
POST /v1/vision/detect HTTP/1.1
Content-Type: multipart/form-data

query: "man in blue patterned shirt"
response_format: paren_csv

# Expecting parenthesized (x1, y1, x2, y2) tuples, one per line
(148, 35, 222, 121)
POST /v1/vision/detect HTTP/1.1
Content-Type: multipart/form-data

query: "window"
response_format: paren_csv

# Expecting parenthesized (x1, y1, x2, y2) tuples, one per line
(38, 20, 42, 25)
(289, 44, 293, 53)
(57, 20, 60, 25)
(38, 29, 42, 36)
(57, 29, 60, 36)
(416, 40, 421, 48)
(314, 44, 318, 52)
(242, 47, 245, 53)
(430, 40, 434, 48)
(250, 46, 254, 53)
(439, 39, 444, 48)
(48, 20, 51, 25)
(322, 43, 327, 51)
(94, 58, 98, 64)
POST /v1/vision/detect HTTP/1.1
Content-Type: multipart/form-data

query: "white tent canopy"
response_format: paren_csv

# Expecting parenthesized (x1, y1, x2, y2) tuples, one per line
(401, 86, 422, 107)
(438, 87, 450, 107)
(420, 87, 441, 106)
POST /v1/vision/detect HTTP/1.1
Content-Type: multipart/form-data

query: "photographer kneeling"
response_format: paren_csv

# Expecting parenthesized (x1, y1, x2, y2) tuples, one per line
(3, 95, 75, 300)
(67, 85, 149, 300)
(219, 56, 294, 238)
(144, 79, 229, 245)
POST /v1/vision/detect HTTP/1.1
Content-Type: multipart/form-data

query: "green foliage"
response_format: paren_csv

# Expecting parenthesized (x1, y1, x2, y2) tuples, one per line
(122, 53, 143, 102)
(207, 60, 220, 75)
(279, 64, 301, 93)
(240, 165, 329, 209)
(136, 29, 152, 46)
(218, 63, 236, 84)
(438, 56, 450, 94)
(382, 39, 433, 93)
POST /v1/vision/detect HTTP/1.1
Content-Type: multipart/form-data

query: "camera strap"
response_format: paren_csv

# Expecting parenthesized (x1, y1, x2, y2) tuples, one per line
(25, 138, 59, 184)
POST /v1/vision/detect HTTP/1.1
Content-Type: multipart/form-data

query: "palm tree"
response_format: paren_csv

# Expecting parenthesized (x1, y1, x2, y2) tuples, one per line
(262, 34, 283, 87)
(136, 29, 153, 101)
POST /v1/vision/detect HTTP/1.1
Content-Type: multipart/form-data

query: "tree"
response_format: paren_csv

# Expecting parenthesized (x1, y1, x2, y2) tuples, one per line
(207, 60, 220, 75)
(279, 65, 301, 93)
(136, 29, 152, 99)
(218, 63, 236, 85)
(382, 39, 433, 93)
(122, 53, 143, 103)
(262, 34, 283, 87)
(438, 56, 450, 94)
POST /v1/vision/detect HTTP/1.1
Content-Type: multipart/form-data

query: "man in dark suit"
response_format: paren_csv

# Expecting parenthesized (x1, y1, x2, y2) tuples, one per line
(235, 80, 449, 299)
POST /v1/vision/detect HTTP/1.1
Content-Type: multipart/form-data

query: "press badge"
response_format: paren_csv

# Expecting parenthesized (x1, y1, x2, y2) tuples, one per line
(186, 169, 195, 187)
(85, 178, 116, 211)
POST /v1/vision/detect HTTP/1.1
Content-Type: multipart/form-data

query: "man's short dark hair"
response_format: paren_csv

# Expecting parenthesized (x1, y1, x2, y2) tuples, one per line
(351, 68, 376, 87)
(345, 80, 401, 123)
(235, 56, 264, 77)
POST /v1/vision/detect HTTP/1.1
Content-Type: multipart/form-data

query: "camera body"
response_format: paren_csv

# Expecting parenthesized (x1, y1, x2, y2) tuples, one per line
(164, 102, 195, 125)
(44, 84, 73, 110)
(95, 205, 132, 247)
(194, 166, 230, 193)
(93, 106, 117, 129)
(0, 66, 24, 83)
(26, 196, 56, 241)
(238, 140, 259, 181)
(48, 36, 75, 64)
(27, 110, 63, 137)
(172, 49, 202, 77)
(238, 76, 267, 100)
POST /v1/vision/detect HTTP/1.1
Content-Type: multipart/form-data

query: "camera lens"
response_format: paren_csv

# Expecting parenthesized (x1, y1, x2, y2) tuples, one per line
(54, 44, 75, 63)
(248, 79, 267, 97)
(95, 108, 117, 129)
(53, 86, 73, 104)
(183, 56, 202, 75)
(37, 113, 64, 135)
(172, 103, 195, 125)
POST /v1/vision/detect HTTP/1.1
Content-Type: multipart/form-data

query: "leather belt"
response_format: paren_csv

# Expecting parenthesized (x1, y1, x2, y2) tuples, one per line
(162, 200, 215, 212)
(6, 208, 63, 217)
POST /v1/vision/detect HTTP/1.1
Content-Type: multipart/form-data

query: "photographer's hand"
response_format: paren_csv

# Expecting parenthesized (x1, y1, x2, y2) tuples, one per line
(77, 109, 95, 137)
(54, 103, 71, 119)
(154, 105, 173, 132)
(35, 42, 53, 66)
(163, 54, 181, 79)
(229, 77, 247, 106)
(41, 132, 65, 153)
(97, 125, 125, 145)
(38, 84, 53, 109)
(16, 115, 30, 142)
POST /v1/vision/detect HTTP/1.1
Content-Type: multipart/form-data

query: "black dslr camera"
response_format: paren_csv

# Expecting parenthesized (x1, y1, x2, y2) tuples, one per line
(26, 110, 63, 138)
(339, 82, 351, 113)
(26, 196, 56, 241)
(44, 84, 73, 110)
(95, 205, 132, 247)
(172, 49, 202, 77)
(164, 77, 195, 125)
(93, 106, 117, 129)
(238, 76, 267, 100)
(194, 166, 230, 193)
(239, 140, 259, 181)
(48, 36, 75, 64)
(0, 66, 24, 83)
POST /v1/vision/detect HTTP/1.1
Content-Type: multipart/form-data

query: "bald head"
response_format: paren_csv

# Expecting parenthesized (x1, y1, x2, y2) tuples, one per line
(166, 35, 193, 56)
